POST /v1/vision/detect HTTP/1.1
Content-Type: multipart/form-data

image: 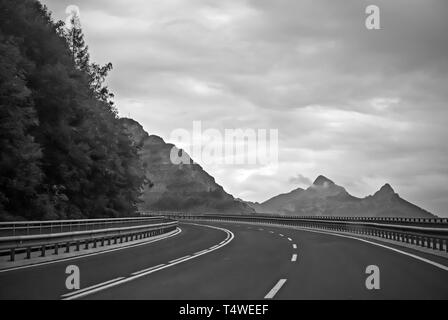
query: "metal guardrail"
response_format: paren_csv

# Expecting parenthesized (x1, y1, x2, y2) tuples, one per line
(0, 216, 178, 262)
(0, 216, 168, 237)
(162, 213, 448, 254)
(141, 211, 448, 226)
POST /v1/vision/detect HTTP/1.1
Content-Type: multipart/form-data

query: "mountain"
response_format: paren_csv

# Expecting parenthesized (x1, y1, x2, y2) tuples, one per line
(121, 118, 255, 214)
(248, 175, 435, 218)
(249, 187, 305, 213)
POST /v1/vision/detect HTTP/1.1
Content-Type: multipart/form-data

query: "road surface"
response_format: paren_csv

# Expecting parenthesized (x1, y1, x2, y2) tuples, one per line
(0, 221, 447, 299)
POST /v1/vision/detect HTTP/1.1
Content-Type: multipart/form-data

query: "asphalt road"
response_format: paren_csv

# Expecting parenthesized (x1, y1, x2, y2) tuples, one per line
(0, 221, 447, 299)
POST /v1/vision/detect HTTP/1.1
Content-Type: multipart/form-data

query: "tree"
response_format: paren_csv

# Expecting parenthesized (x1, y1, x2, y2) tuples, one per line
(64, 12, 116, 112)
(0, 36, 43, 220)
(66, 12, 89, 71)
(0, 0, 148, 220)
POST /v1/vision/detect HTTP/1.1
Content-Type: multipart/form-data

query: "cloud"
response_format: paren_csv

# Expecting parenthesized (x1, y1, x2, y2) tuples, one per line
(288, 174, 312, 187)
(42, 0, 448, 216)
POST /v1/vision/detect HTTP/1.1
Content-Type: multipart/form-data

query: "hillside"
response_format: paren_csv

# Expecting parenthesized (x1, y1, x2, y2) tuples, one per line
(121, 118, 255, 214)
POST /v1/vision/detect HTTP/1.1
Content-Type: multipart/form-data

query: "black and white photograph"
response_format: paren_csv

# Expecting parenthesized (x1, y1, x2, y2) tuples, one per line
(0, 0, 447, 307)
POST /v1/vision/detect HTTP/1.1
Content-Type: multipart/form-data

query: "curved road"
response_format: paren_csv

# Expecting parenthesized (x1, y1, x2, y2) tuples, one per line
(0, 221, 447, 299)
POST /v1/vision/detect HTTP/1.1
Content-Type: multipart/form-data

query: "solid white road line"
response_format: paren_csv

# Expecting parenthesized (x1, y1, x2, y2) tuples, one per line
(294, 227, 448, 272)
(62, 223, 235, 300)
(131, 264, 165, 276)
(194, 249, 209, 255)
(0, 227, 182, 274)
(212, 220, 448, 273)
(169, 255, 191, 264)
(292, 244, 297, 249)
(61, 277, 125, 298)
(264, 279, 287, 299)
(291, 254, 297, 262)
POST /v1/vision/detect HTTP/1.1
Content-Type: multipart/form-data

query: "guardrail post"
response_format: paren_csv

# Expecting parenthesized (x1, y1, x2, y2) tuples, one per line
(10, 248, 15, 262)
(26, 247, 31, 259)
(93, 239, 97, 248)
(41, 245, 46, 257)
(54, 243, 59, 255)
(84, 240, 89, 250)
(65, 242, 70, 253)
(76, 241, 80, 251)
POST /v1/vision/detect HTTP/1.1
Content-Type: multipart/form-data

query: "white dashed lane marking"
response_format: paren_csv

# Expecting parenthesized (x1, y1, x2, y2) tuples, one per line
(264, 279, 287, 299)
(291, 254, 297, 262)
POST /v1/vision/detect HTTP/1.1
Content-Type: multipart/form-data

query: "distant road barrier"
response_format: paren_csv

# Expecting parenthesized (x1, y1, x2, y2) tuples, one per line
(142, 211, 448, 253)
(0, 216, 178, 262)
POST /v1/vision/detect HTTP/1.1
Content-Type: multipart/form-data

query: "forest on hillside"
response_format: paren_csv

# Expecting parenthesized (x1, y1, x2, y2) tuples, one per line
(0, 0, 148, 221)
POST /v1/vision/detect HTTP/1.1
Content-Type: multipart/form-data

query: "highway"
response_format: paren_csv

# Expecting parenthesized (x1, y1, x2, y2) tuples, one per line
(0, 221, 447, 299)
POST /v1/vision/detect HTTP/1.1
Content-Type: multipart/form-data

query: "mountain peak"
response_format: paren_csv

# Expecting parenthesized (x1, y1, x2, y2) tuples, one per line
(312, 175, 334, 186)
(374, 183, 396, 197)
(381, 183, 394, 192)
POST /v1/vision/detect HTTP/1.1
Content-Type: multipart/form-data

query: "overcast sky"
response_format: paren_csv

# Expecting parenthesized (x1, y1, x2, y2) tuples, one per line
(42, 0, 448, 216)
